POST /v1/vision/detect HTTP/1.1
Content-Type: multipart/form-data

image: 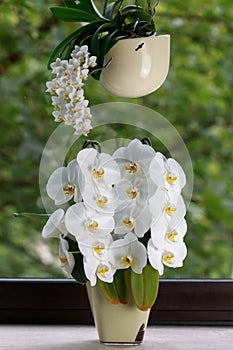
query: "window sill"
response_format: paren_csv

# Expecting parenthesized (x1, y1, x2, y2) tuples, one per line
(0, 325, 232, 350)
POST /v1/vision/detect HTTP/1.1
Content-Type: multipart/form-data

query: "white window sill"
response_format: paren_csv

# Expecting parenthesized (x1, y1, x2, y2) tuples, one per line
(0, 325, 232, 349)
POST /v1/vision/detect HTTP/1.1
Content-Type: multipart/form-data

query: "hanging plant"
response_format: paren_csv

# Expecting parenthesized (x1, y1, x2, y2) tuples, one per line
(48, 0, 160, 79)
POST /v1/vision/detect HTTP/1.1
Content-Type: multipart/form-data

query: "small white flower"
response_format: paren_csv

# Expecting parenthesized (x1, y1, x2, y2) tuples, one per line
(42, 209, 67, 239)
(114, 203, 152, 238)
(65, 202, 114, 242)
(147, 238, 187, 275)
(110, 232, 147, 274)
(46, 159, 82, 205)
(59, 236, 75, 275)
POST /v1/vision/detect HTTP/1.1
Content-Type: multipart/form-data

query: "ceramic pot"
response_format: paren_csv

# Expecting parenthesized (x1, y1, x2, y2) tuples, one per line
(86, 282, 150, 345)
(100, 35, 170, 98)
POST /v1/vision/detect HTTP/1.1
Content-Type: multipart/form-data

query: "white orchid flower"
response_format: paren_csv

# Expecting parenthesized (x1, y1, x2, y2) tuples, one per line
(149, 188, 186, 227)
(114, 203, 152, 238)
(77, 147, 121, 189)
(151, 217, 187, 249)
(113, 138, 155, 179)
(46, 159, 82, 205)
(65, 202, 114, 242)
(147, 238, 187, 275)
(110, 232, 147, 274)
(42, 209, 67, 239)
(115, 177, 150, 210)
(150, 152, 186, 193)
(82, 184, 119, 215)
(78, 228, 116, 286)
(78, 234, 113, 262)
(84, 258, 116, 286)
(59, 236, 75, 275)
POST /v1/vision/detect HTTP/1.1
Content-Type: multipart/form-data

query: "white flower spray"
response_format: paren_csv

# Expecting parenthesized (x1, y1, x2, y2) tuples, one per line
(46, 45, 97, 136)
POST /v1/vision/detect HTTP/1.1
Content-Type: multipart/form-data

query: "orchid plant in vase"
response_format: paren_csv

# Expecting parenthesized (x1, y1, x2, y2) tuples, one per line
(42, 136, 187, 310)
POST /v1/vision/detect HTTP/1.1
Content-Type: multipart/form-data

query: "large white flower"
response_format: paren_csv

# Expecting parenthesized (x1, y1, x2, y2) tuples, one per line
(78, 234, 113, 262)
(147, 238, 187, 275)
(115, 177, 149, 210)
(113, 138, 155, 179)
(79, 234, 116, 285)
(110, 232, 147, 274)
(46, 159, 82, 205)
(149, 188, 186, 227)
(59, 236, 75, 275)
(84, 258, 116, 286)
(150, 152, 186, 193)
(42, 209, 67, 239)
(82, 184, 119, 215)
(65, 202, 114, 242)
(114, 203, 152, 238)
(151, 217, 187, 249)
(77, 147, 121, 189)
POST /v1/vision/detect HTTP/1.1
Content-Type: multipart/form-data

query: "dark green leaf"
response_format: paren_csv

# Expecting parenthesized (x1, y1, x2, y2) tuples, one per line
(66, 236, 87, 284)
(50, 7, 101, 23)
(48, 20, 107, 67)
(71, 0, 105, 20)
(64, 0, 79, 9)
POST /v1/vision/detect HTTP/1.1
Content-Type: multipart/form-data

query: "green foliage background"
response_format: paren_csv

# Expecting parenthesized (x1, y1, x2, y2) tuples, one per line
(0, 0, 232, 278)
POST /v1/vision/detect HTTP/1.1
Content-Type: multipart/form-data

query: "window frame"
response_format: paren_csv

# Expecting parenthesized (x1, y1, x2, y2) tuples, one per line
(0, 279, 232, 325)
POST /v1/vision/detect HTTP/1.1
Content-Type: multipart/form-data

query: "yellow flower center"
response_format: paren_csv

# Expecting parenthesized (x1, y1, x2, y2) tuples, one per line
(167, 230, 179, 242)
(60, 257, 68, 264)
(87, 220, 99, 232)
(93, 244, 105, 255)
(97, 264, 109, 277)
(126, 187, 139, 199)
(163, 252, 175, 264)
(96, 195, 108, 208)
(92, 168, 105, 179)
(166, 173, 178, 185)
(125, 161, 138, 173)
(121, 255, 133, 267)
(165, 204, 177, 216)
(63, 183, 75, 195)
(122, 217, 134, 229)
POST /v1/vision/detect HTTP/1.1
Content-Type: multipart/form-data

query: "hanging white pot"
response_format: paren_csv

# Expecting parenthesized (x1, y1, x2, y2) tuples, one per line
(100, 34, 170, 98)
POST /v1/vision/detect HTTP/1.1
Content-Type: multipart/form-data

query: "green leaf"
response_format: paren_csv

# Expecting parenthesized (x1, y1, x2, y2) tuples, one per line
(90, 22, 116, 60)
(131, 265, 159, 311)
(114, 270, 128, 304)
(50, 7, 101, 23)
(69, 0, 105, 20)
(48, 20, 106, 68)
(65, 236, 87, 285)
(104, 0, 122, 20)
(98, 278, 121, 304)
(64, 0, 79, 9)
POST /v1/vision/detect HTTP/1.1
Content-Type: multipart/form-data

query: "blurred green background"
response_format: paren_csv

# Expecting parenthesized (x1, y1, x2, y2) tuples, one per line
(0, 0, 232, 278)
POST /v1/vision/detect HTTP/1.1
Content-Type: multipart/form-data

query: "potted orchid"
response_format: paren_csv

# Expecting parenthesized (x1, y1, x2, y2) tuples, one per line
(48, 0, 170, 97)
(42, 135, 187, 344)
